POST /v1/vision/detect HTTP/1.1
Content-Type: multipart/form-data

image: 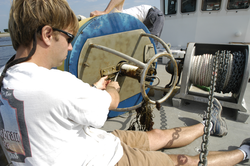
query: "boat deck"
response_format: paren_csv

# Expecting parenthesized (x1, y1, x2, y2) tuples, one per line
(0, 53, 249, 166)
(102, 62, 250, 166)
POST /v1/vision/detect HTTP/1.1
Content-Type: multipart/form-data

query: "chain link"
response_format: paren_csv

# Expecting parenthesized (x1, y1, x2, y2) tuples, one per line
(187, 49, 245, 165)
(223, 51, 245, 93)
(190, 50, 245, 94)
(215, 50, 229, 93)
(198, 52, 218, 166)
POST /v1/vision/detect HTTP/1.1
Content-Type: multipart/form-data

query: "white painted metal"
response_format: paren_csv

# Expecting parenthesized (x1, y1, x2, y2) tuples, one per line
(160, 0, 250, 49)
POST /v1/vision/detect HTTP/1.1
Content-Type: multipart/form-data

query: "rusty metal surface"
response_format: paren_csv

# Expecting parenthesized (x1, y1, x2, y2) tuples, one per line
(78, 29, 155, 102)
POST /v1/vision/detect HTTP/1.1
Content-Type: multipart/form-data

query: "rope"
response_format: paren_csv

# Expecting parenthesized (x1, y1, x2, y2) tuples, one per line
(191, 54, 214, 87)
(189, 51, 241, 93)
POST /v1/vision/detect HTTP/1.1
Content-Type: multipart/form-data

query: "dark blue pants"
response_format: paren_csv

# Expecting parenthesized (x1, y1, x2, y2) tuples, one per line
(143, 7, 164, 47)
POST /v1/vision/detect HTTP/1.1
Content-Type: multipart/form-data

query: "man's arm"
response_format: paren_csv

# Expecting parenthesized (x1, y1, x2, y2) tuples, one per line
(92, 76, 120, 110)
(104, 0, 125, 13)
(90, 0, 125, 17)
(106, 82, 120, 110)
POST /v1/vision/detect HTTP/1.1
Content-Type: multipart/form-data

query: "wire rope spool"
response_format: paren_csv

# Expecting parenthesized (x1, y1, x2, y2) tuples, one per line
(59, 13, 179, 117)
(59, 13, 177, 118)
(190, 50, 246, 94)
(172, 43, 250, 122)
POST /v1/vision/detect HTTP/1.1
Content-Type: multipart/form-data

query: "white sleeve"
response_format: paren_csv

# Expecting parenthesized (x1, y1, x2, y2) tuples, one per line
(50, 70, 112, 128)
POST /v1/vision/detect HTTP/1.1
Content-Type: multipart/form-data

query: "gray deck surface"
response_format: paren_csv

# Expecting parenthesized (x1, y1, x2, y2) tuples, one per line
(102, 62, 250, 166)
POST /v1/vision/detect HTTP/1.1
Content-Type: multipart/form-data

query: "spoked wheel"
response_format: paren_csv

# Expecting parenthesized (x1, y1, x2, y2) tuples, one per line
(140, 52, 178, 104)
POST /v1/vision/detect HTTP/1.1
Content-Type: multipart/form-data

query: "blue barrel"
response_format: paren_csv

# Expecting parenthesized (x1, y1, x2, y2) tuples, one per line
(65, 13, 156, 118)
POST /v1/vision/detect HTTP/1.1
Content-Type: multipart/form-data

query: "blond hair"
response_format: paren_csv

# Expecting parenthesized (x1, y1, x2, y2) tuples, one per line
(9, 0, 79, 50)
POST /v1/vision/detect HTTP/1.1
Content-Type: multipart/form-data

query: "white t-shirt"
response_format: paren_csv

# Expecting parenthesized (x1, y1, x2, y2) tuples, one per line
(111, 5, 152, 22)
(122, 5, 152, 22)
(0, 63, 123, 166)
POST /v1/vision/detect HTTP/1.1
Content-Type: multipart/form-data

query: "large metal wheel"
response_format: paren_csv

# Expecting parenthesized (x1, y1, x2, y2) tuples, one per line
(140, 52, 178, 104)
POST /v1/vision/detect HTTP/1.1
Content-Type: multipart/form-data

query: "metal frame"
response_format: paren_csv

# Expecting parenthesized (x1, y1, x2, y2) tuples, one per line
(172, 43, 250, 122)
(89, 33, 178, 104)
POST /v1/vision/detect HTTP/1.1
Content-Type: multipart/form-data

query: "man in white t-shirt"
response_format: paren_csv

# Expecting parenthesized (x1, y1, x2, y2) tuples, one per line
(1, 0, 250, 166)
(90, 0, 164, 47)
(0, 1, 122, 165)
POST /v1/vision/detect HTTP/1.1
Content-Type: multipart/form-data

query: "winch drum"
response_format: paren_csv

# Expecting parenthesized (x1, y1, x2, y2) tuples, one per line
(172, 43, 250, 122)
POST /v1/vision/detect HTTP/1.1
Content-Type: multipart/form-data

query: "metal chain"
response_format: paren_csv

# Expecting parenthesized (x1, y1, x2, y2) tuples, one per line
(215, 50, 229, 93)
(232, 51, 245, 93)
(223, 51, 245, 93)
(223, 51, 232, 90)
(127, 99, 154, 131)
(190, 50, 245, 94)
(198, 52, 219, 166)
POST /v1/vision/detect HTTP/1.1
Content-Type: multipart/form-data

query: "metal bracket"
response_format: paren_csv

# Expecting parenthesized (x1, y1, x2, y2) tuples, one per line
(100, 65, 119, 79)
(144, 44, 155, 63)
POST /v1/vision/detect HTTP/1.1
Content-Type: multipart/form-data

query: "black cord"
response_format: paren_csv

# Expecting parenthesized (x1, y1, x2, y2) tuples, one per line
(0, 33, 37, 88)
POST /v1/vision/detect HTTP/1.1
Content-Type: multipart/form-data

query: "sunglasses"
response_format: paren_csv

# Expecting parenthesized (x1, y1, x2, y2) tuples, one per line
(52, 28, 75, 44)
